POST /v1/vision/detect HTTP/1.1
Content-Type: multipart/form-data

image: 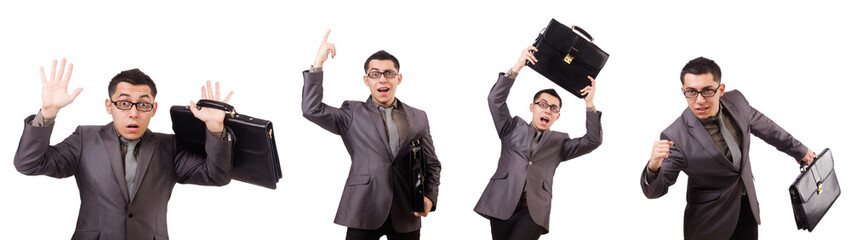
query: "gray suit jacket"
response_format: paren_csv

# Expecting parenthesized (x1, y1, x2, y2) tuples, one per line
(641, 90, 808, 240)
(474, 73, 602, 233)
(301, 70, 441, 233)
(14, 115, 232, 240)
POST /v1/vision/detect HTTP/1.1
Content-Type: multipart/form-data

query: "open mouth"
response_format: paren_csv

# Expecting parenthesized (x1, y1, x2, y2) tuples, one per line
(695, 106, 710, 113)
(127, 124, 139, 132)
(377, 87, 390, 95)
(539, 117, 550, 125)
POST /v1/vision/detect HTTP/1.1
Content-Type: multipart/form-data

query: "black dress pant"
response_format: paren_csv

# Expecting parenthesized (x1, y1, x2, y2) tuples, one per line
(730, 196, 758, 240)
(489, 206, 545, 240)
(346, 214, 419, 240)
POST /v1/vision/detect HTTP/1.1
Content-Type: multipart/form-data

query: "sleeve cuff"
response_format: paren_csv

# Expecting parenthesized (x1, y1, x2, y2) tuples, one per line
(644, 164, 659, 185)
(31, 109, 55, 127)
(210, 130, 230, 141)
(309, 66, 323, 73)
(504, 69, 518, 79)
(586, 106, 597, 113)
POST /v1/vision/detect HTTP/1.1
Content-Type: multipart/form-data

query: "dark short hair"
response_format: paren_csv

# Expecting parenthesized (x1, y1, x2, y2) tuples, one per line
(533, 88, 562, 107)
(680, 57, 721, 84)
(108, 69, 157, 98)
(363, 50, 400, 73)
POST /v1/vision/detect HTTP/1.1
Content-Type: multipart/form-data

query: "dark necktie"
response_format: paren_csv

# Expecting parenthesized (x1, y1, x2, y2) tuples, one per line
(120, 137, 140, 196)
(530, 131, 543, 155)
(717, 112, 742, 170)
(379, 106, 399, 157)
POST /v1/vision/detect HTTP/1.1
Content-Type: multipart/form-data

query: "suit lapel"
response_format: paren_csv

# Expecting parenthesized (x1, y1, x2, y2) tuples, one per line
(720, 97, 748, 145)
(130, 130, 156, 202)
(100, 123, 130, 203)
(683, 110, 738, 172)
(395, 102, 415, 160)
(365, 98, 393, 160)
(531, 130, 552, 159)
(524, 125, 535, 158)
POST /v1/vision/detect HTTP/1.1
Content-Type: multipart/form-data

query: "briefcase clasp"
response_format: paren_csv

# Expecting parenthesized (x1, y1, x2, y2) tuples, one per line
(564, 54, 574, 64)
(818, 182, 823, 194)
(564, 47, 579, 64)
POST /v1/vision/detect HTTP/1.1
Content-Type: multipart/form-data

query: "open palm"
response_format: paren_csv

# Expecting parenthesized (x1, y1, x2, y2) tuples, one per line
(41, 58, 83, 118)
(189, 80, 233, 132)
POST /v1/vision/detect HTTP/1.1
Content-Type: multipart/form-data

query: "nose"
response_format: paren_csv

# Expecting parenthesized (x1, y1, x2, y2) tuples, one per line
(127, 106, 139, 118)
(695, 94, 707, 104)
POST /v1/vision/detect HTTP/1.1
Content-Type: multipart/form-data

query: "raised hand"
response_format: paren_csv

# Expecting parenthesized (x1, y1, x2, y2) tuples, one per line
(313, 29, 336, 68)
(580, 76, 596, 107)
(511, 46, 538, 73)
(648, 140, 674, 172)
(189, 80, 234, 132)
(41, 58, 83, 118)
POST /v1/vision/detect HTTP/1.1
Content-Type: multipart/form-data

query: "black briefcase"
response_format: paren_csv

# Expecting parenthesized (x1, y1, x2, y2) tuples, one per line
(527, 18, 609, 99)
(170, 100, 282, 189)
(789, 148, 840, 231)
(410, 139, 426, 212)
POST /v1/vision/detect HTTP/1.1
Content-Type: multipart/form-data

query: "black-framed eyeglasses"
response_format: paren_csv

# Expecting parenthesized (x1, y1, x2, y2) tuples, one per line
(111, 100, 154, 112)
(683, 85, 721, 98)
(533, 101, 561, 113)
(366, 70, 398, 79)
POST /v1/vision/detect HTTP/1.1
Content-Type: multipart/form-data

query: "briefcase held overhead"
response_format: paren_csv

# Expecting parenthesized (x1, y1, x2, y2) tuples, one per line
(789, 148, 840, 232)
(527, 18, 609, 99)
(170, 100, 282, 189)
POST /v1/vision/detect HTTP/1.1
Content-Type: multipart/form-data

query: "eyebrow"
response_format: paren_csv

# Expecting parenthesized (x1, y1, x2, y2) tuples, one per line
(369, 68, 395, 72)
(117, 93, 152, 100)
(684, 86, 717, 91)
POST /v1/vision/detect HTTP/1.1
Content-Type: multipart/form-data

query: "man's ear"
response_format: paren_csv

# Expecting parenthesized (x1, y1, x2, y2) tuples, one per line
(718, 83, 726, 97)
(105, 99, 113, 114)
(151, 102, 158, 117)
(396, 73, 402, 85)
(363, 76, 369, 87)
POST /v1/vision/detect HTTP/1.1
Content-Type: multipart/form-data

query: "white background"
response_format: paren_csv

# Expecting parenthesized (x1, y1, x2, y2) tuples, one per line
(1, 0, 848, 239)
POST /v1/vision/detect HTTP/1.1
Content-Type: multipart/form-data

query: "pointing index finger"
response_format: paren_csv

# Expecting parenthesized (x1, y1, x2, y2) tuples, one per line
(322, 29, 331, 43)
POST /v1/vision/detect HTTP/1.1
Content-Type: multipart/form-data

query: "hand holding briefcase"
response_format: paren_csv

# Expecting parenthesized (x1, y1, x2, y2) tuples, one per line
(170, 100, 282, 189)
(527, 18, 609, 99)
(789, 148, 840, 232)
(410, 139, 427, 213)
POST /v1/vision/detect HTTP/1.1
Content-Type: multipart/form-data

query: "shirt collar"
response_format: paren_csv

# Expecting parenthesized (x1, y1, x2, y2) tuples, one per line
(372, 98, 399, 110)
(699, 103, 725, 125)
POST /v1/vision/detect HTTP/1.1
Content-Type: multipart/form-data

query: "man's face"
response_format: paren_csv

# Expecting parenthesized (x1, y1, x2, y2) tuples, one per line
(105, 82, 157, 140)
(682, 73, 725, 119)
(529, 93, 561, 131)
(363, 59, 402, 108)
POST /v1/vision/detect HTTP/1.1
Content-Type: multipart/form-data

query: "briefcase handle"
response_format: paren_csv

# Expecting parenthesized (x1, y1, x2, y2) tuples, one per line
(571, 25, 595, 43)
(196, 99, 238, 117)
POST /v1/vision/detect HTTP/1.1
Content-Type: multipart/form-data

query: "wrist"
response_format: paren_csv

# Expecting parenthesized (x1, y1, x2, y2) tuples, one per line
(41, 106, 59, 119)
(205, 121, 224, 133)
(511, 63, 523, 73)
(648, 159, 661, 172)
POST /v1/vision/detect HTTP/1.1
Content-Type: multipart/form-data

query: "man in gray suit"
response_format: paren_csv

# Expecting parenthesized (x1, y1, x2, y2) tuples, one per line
(474, 46, 603, 240)
(640, 57, 816, 239)
(302, 30, 441, 240)
(14, 59, 235, 240)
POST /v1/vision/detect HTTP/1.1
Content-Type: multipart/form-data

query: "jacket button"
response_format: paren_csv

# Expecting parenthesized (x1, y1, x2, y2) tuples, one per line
(128, 213, 134, 218)
(528, 161, 533, 166)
